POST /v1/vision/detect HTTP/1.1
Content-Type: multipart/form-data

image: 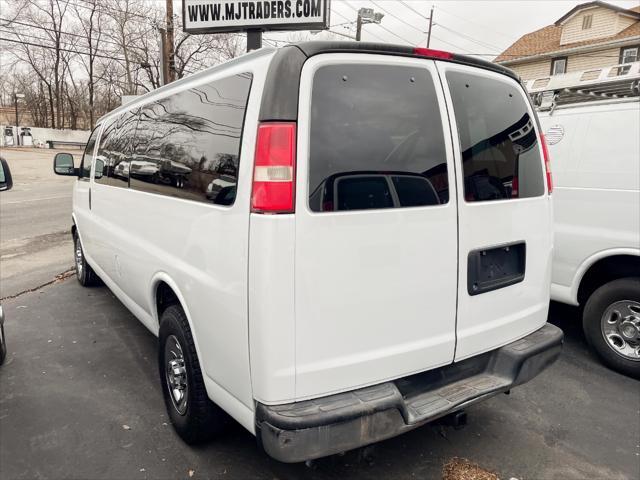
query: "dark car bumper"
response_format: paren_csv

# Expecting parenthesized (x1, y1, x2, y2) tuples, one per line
(256, 322, 563, 463)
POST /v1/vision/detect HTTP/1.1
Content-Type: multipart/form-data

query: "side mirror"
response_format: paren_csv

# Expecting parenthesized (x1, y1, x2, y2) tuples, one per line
(53, 152, 78, 176)
(94, 158, 104, 179)
(0, 157, 13, 191)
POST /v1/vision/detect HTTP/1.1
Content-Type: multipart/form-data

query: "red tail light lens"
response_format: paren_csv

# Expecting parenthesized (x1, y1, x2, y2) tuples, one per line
(251, 122, 296, 213)
(511, 174, 519, 198)
(413, 48, 453, 60)
(540, 133, 553, 194)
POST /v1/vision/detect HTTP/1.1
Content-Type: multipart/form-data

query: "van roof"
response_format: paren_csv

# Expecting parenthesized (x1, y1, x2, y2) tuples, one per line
(259, 41, 520, 122)
(292, 41, 518, 81)
(98, 41, 519, 125)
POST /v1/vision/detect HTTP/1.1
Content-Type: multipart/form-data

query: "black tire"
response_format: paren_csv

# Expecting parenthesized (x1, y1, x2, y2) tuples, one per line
(158, 304, 226, 444)
(73, 232, 100, 287)
(583, 277, 640, 379)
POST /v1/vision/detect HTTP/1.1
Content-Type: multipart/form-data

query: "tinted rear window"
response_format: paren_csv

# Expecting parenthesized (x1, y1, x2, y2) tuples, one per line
(446, 71, 544, 201)
(309, 64, 448, 212)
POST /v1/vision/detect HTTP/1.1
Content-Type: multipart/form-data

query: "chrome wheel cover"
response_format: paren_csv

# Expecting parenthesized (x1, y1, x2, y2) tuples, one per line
(164, 335, 189, 415)
(74, 238, 83, 276)
(601, 300, 640, 361)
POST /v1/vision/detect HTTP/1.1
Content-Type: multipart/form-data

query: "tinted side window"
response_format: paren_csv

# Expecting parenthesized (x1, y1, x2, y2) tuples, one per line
(131, 73, 253, 205)
(446, 71, 545, 201)
(80, 126, 100, 179)
(95, 111, 138, 187)
(309, 64, 448, 213)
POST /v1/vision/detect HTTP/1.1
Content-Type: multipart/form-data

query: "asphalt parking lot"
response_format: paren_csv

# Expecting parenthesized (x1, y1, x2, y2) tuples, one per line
(0, 147, 79, 299)
(1, 148, 639, 479)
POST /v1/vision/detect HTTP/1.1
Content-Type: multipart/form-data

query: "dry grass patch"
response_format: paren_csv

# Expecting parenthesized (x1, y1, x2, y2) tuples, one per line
(442, 457, 499, 480)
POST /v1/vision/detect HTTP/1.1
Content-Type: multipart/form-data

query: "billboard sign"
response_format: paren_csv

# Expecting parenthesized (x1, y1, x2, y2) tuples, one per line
(183, 0, 330, 34)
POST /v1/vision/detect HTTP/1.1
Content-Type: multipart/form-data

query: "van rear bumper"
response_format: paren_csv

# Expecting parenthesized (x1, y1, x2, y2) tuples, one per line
(256, 322, 563, 463)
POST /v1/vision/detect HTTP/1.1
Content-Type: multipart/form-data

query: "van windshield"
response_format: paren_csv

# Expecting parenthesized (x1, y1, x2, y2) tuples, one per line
(308, 63, 448, 212)
(446, 71, 545, 201)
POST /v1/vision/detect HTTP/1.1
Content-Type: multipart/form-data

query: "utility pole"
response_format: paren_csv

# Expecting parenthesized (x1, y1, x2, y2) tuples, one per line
(163, 0, 175, 84)
(356, 11, 362, 41)
(14, 93, 19, 146)
(426, 6, 434, 48)
(356, 8, 384, 42)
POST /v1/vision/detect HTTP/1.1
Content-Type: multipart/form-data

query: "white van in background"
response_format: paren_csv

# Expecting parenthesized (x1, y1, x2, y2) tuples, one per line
(53, 42, 562, 462)
(535, 68, 640, 378)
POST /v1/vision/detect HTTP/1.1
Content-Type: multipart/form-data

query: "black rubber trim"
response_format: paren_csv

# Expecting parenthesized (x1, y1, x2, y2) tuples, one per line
(256, 323, 563, 463)
(259, 46, 307, 122)
(258, 41, 521, 122)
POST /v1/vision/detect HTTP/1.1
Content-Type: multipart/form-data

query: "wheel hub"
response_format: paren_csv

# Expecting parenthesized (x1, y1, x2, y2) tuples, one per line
(620, 320, 639, 341)
(601, 300, 640, 361)
(164, 335, 189, 415)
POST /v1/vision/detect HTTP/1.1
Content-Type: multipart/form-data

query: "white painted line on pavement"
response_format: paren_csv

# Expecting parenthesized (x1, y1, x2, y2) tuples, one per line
(1, 194, 71, 205)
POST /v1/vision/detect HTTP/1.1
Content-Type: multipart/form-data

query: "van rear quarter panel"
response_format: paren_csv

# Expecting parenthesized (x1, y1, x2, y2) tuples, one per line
(86, 52, 274, 426)
(540, 101, 640, 304)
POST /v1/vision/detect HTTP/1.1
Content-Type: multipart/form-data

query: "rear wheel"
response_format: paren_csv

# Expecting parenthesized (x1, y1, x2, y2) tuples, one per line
(583, 277, 640, 379)
(73, 232, 100, 286)
(158, 304, 226, 444)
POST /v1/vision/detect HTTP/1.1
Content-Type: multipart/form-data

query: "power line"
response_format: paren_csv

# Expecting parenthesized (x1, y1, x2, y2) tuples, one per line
(330, 6, 353, 23)
(343, 1, 416, 45)
(0, 35, 130, 62)
(368, 1, 471, 52)
(392, 2, 503, 55)
(0, 16, 148, 53)
(370, 1, 424, 35)
(330, 4, 385, 41)
(434, 22, 503, 53)
(398, 1, 430, 20)
(435, 4, 516, 43)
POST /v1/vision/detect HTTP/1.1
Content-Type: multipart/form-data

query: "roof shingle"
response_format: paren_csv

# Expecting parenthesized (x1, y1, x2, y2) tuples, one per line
(495, 3, 640, 63)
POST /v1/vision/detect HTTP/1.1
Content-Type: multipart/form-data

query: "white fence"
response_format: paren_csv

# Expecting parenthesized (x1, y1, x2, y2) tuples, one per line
(0, 125, 90, 148)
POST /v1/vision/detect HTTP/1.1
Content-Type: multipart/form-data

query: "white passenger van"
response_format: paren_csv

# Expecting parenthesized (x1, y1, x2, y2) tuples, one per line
(529, 62, 640, 378)
(54, 42, 562, 462)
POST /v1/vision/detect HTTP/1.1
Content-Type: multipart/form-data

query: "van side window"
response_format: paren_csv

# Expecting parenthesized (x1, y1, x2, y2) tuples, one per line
(95, 110, 138, 187)
(446, 71, 545, 201)
(309, 64, 448, 212)
(131, 73, 253, 205)
(80, 125, 100, 179)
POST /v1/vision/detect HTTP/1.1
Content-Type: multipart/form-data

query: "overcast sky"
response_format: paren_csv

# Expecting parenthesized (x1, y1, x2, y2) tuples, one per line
(263, 0, 640, 58)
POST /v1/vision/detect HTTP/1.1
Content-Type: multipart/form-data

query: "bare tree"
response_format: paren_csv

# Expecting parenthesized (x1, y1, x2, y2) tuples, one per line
(1, 0, 248, 131)
(105, 0, 151, 95)
(22, 0, 70, 128)
(72, 0, 104, 127)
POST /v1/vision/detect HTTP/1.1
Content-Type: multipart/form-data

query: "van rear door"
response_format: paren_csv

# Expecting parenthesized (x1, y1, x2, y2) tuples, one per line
(294, 54, 458, 399)
(439, 63, 553, 361)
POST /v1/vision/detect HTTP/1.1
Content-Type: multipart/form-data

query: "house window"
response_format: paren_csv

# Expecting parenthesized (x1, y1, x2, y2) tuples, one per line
(620, 46, 639, 64)
(581, 14, 593, 30)
(551, 57, 567, 76)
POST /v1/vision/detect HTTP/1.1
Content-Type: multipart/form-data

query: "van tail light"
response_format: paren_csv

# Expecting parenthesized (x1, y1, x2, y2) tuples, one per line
(511, 175, 519, 198)
(413, 47, 453, 60)
(251, 122, 296, 213)
(540, 133, 553, 194)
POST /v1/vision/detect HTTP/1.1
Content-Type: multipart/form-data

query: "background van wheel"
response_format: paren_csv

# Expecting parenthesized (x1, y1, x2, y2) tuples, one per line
(73, 232, 100, 286)
(159, 304, 226, 444)
(583, 277, 640, 379)
(0, 322, 7, 365)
